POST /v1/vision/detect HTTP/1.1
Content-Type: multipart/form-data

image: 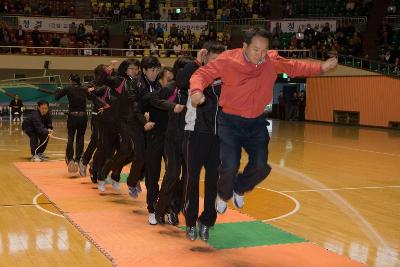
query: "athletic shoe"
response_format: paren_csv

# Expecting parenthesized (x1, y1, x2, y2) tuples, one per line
(215, 194, 227, 214)
(67, 161, 76, 173)
(97, 180, 106, 192)
(136, 182, 142, 193)
(156, 213, 165, 225)
(166, 212, 179, 226)
(37, 153, 48, 159)
(73, 161, 79, 173)
(148, 213, 157, 225)
(128, 186, 138, 199)
(233, 191, 244, 209)
(198, 221, 209, 241)
(88, 162, 97, 183)
(186, 226, 197, 241)
(31, 155, 42, 162)
(111, 180, 120, 193)
(78, 159, 86, 177)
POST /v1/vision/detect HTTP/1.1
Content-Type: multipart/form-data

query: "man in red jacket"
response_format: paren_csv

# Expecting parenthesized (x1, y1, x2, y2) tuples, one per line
(190, 27, 337, 213)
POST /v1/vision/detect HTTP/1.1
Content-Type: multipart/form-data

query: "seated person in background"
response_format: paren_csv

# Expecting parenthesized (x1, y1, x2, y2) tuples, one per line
(22, 100, 53, 162)
(9, 95, 23, 121)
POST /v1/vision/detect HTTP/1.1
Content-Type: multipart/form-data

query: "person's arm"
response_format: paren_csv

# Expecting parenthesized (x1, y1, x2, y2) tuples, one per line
(54, 86, 68, 100)
(269, 50, 337, 76)
(32, 113, 51, 136)
(150, 81, 183, 112)
(189, 52, 227, 105)
(46, 114, 53, 130)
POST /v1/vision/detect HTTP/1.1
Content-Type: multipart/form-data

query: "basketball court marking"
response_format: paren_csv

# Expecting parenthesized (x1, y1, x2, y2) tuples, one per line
(33, 193, 64, 218)
(255, 187, 301, 222)
(270, 162, 390, 250)
(280, 185, 400, 193)
(0, 148, 21, 151)
(271, 137, 400, 157)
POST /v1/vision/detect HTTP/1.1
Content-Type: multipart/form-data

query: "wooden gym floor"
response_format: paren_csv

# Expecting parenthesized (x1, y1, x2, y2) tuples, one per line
(0, 119, 399, 267)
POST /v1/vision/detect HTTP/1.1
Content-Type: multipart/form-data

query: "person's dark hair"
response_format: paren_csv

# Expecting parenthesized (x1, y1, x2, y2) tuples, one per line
(37, 100, 49, 107)
(243, 27, 270, 45)
(159, 66, 174, 80)
(140, 55, 161, 70)
(94, 64, 107, 83)
(172, 56, 194, 77)
(118, 59, 140, 76)
(206, 42, 226, 54)
(69, 73, 81, 85)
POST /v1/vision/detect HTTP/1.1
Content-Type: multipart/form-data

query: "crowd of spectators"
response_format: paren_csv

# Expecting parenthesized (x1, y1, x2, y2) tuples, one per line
(282, 0, 373, 18)
(376, 20, 400, 73)
(0, 20, 110, 54)
(124, 22, 231, 57)
(0, 0, 75, 16)
(92, 0, 271, 20)
(271, 22, 363, 59)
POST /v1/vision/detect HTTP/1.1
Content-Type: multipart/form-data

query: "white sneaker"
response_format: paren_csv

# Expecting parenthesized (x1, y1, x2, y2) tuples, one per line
(97, 180, 106, 192)
(215, 194, 227, 214)
(148, 213, 157, 225)
(78, 159, 86, 177)
(233, 191, 244, 209)
(31, 155, 42, 162)
(111, 180, 120, 192)
(73, 161, 79, 173)
(67, 161, 75, 173)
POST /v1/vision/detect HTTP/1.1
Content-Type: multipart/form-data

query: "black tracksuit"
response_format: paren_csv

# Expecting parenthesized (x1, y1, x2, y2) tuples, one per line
(183, 65, 221, 227)
(22, 110, 53, 156)
(81, 84, 110, 166)
(100, 74, 148, 183)
(55, 84, 88, 163)
(145, 81, 179, 214)
(130, 75, 169, 214)
(155, 62, 199, 217)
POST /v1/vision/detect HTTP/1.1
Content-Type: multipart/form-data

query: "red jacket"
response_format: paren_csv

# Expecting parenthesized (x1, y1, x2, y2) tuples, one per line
(190, 48, 322, 118)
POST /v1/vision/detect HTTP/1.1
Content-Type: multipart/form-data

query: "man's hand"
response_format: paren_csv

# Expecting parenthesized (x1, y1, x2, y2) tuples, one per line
(173, 104, 185, 113)
(196, 49, 208, 65)
(48, 129, 54, 138)
(144, 112, 150, 122)
(87, 87, 95, 92)
(105, 60, 118, 72)
(321, 57, 338, 73)
(191, 91, 205, 106)
(144, 122, 155, 131)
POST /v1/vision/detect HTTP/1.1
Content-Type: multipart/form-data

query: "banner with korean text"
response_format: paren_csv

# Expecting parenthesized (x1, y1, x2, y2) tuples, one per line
(144, 20, 209, 34)
(270, 20, 337, 33)
(18, 17, 85, 32)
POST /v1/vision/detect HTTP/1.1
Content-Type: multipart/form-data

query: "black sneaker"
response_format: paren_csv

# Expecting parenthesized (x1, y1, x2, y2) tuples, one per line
(166, 212, 179, 226)
(198, 221, 209, 241)
(186, 226, 197, 241)
(155, 213, 165, 225)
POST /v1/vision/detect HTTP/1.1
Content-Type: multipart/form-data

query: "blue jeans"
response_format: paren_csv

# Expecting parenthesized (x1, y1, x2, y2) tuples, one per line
(217, 112, 272, 200)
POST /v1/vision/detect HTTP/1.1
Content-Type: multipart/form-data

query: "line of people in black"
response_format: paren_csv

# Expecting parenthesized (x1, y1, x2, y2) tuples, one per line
(22, 41, 226, 242)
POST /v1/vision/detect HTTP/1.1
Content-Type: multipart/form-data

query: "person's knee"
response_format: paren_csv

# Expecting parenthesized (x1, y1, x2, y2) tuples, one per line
(219, 162, 239, 177)
(253, 162, 271, 180)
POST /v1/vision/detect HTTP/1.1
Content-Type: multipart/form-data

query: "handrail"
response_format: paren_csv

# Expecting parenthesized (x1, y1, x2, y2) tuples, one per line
(1, 44, 398, 77)
(310, 51, 400, 77)
(0, 45, 311, 58)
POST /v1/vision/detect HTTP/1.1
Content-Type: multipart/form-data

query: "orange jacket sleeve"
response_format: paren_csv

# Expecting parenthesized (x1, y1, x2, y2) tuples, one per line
(269, 51, 322, 77)
(189, 52, 227, 95)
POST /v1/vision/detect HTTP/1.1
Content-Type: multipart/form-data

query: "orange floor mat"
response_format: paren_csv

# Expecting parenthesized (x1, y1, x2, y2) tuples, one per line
(15, 161, 366, 267)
